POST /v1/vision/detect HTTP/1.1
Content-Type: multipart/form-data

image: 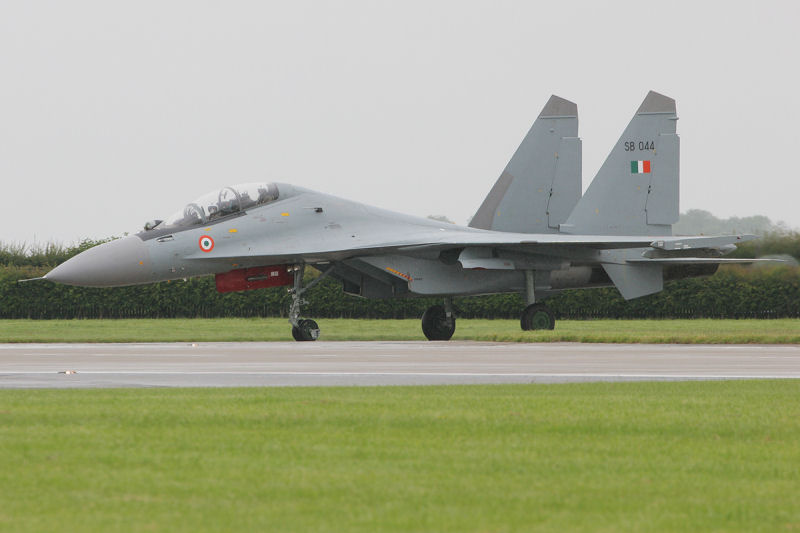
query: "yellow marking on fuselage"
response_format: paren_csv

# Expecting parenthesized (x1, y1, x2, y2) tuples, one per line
(229, 228, 238, 233)
(281, 212, 290, 217)
(385, 267, 413, 282)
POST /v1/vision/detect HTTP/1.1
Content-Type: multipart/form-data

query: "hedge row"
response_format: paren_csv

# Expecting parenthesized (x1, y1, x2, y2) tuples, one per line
(1, 235, 798, 319)
(1, 263, 798, 320)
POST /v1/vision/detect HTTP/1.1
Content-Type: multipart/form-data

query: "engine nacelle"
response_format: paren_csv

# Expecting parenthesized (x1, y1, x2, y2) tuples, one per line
(215, 265, 293, 293)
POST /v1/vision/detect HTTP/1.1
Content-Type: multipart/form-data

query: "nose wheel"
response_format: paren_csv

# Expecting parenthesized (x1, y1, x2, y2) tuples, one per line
(287, 264, 333, 342)
(292, 319, 320, 341)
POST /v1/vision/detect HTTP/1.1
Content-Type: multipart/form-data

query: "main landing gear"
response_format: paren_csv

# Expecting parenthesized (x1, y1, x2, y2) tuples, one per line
(520, 303, 555, 330)
(288, 264, 334, 342)
(422, 298, 456, 341)
(520, 270, 555, 330)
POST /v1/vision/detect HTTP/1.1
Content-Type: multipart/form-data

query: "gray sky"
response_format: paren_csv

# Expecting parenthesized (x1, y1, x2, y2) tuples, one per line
(2, 0, 799, 245)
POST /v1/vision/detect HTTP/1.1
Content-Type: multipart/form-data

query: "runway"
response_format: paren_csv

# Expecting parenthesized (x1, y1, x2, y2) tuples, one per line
(1, 341, 799, 388)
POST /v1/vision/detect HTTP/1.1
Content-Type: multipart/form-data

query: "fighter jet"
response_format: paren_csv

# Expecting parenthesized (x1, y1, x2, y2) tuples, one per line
(43, 91, 763, 341)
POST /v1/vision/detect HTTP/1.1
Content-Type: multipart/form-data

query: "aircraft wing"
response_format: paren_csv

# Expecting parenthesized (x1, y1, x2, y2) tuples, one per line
(193, 226, 759, 263)
(391, 232, 759, 253)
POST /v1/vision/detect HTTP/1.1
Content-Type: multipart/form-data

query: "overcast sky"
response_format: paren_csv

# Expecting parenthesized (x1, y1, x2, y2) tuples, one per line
(2, 0, 798, 245)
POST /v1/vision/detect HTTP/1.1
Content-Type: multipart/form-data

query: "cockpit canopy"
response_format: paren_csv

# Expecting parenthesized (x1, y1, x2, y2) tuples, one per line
(156, 183, 279, 230)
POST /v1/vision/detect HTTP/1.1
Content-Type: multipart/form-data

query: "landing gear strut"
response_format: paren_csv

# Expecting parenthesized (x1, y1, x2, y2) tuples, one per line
(520, 270, 555, 330)
(422, 298, 456, 341)
(288, 264, 334, 342)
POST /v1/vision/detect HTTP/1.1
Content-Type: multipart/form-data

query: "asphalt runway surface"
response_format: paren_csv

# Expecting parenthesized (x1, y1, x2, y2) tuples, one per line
(1, 341, 799, 388)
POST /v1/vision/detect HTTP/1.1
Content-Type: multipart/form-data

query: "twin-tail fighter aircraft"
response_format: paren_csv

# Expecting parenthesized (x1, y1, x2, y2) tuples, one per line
(43, 91, 762, 341)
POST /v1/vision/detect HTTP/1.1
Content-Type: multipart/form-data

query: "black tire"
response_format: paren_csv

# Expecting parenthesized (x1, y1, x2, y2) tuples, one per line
(421, 305, 456, 341)
(292, 319, 320, 341)
(520, 304, 555, 331)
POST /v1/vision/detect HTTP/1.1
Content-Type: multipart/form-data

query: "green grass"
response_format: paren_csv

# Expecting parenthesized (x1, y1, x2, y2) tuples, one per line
(0, 318, 799, 343)
(1, 382, 799, 532)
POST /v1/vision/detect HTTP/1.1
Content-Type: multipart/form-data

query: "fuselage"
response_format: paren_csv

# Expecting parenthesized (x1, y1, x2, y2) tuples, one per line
(45, 182, 715, 299)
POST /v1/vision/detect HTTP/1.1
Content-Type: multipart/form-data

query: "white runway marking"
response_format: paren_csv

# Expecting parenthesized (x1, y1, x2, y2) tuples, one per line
(3, 371, 799, 379)
(1, 341, 799, 388)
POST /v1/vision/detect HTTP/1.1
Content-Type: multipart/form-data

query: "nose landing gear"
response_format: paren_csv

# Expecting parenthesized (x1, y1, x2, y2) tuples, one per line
(288, 264, 333, 342)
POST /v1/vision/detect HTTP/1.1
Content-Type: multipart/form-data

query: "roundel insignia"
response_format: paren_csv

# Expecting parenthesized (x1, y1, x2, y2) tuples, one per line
(199, 235, 214, 252)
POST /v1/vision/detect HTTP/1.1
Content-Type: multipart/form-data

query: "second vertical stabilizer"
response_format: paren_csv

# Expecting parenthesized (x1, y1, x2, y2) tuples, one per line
(562, 91, 679, 236)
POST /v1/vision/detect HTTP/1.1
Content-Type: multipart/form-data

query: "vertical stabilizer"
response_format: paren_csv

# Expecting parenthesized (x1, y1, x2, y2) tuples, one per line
(562, 91, 679, 236)
(470, 95, 581, 233)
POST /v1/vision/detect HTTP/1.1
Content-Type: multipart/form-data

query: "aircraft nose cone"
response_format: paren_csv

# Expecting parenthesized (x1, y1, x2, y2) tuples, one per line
(46, 236, 152, 287)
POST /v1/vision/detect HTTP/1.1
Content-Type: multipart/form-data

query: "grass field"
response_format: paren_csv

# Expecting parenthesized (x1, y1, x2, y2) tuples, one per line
(0, 317, 799, 343)
(1, 381, 798, 532)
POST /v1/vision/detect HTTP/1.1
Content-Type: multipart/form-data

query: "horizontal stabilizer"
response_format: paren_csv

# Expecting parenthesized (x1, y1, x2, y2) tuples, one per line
(602, 262, 663, 300)
(627, 257, 783, 265)
(650, 234, 757, 250)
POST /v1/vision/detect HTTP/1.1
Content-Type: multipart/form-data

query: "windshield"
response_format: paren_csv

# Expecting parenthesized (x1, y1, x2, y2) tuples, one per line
(159, 183, 279, 229)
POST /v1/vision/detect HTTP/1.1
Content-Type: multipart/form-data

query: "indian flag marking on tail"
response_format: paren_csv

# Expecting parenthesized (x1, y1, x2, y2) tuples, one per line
(630, 160, 651, 174)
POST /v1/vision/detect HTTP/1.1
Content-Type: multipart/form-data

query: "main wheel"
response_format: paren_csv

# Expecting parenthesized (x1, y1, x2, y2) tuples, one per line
(421, 305, 456, 341)
(292, 319, 320, 341)
(520, 304, 555, 330)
